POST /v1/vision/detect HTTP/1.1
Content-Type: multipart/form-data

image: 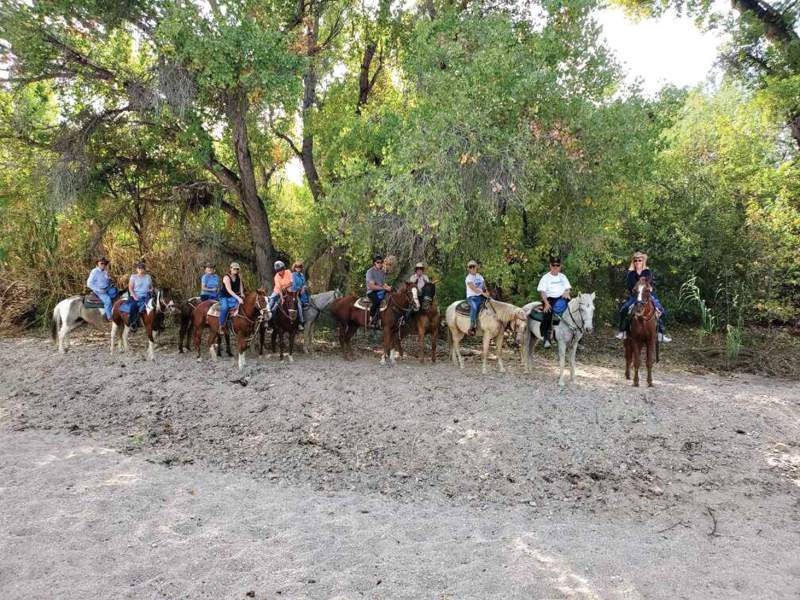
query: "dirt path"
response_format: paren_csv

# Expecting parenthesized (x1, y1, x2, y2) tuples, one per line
(1, 334, 798, 599)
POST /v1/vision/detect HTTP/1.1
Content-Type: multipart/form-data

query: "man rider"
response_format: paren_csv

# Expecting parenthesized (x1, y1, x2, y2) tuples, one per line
(536, 256, 571, 349)
(127, 261, 153, 331)
(366, 254, 392, 327)
(86, 257, 115, 321)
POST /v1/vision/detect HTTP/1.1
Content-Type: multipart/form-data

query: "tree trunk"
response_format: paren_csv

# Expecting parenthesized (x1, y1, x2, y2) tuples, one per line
(226, 87, 275, 287)
(301, 4, 324, 202)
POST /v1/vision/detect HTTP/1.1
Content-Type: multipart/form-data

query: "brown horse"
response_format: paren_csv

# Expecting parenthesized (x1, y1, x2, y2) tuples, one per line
(330, 282, 419, 363)
(267, 290, 300, 362)
(624, 278, 658, 387)
(401, 281, 440, 363)
(192, 289, 270, 370)
(110, 289, 176, 361)
(177, 297, 231, 356)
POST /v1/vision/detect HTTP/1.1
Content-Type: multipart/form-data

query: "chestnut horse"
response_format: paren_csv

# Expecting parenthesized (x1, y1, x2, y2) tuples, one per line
(401, 281, 440, 363)
(177, 297, 231, 357)
(110, 289, 176, 361)
(192, 289, 270, 371)
(625, 279, 658, 387)
(330, 282, 419, 363)
(266, 290, 300, 362)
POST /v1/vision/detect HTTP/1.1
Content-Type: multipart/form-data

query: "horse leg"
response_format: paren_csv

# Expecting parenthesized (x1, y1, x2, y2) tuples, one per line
(194, 324, 204, 361)
(430, 321, 438, 364)
(271, 328, 278, 357)
(122, 324, 130, 352)
(624, 338, 632, 380)
(569, 335, 580, 383)
(209, 328, 219, 361)
(303, 318, 313, 355)
(287, 331, 295, 363)
(238, 336, 247, 371)
(110, 322, 118, 355)
(633, 342, 641, 387)
(58, 319, 70, 353)
(481, 331, 492, 374)
(646, 334, 655, 387)
(558, 335, 568, 388)
(495, 331, 506, 373)
(279, 331, 285, 362)
(146, 323, 155, 361)
(418, 320, 426, 364)
(226, 331, 233, 357)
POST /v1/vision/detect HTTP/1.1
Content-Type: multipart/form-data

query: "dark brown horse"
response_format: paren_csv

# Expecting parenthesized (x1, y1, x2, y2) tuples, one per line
(330, 282, 419, 363)
(110, 289, 176, 361)
(401, 281, 440, 363)
(178, 297, 231, 356)
(266, 290, 300, 362)
(624, 278, 658, 387)
(192, 289, 270, 370)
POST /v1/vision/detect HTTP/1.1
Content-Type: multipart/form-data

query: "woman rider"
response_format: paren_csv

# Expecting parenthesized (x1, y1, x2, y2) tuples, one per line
(466, 260, 490, 335)
(218, 262, 244, 329)
(615, 251, 672, 342)
(127, 261, 153, 331)
(291, 260, 308, 330)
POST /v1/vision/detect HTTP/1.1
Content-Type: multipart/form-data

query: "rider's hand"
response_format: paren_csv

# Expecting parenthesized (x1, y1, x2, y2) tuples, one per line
(383, 284, 392, 291)
(544, 302, 551, 312)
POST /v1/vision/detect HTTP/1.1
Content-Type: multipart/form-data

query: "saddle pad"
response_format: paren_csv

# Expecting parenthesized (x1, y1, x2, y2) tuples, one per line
(207, 302, 221, 318)
(354, 297, 388, 311)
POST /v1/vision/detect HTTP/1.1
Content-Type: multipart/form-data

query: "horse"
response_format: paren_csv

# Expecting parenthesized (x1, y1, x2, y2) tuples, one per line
(329, 282, 419, 363)
(267, 290, 300, 362)
(445, 298, 526, 374)
(51, 292, 116, 353)
(177, 297, 231, 357)
(301, 289, 343, 354)
(401, 281, 441, 363)
(192, 289, 270, 371)
(520, 293, 596, 387)
(624, 280, 657, 387)
(110, 289, 176, 361)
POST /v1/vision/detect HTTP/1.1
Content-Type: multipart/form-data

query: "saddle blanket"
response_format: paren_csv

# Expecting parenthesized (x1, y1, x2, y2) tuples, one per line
(207, 302, 239, 322)
(83, 290, 126, 309)
(455, 300, 488, 316)
(118, 297, 153, 315)
(353, 296, 388, 311)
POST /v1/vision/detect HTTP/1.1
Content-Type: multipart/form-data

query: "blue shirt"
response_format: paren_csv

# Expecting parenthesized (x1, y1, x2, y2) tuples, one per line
(87, 267, 111, 293)
(129, 273, 152, 299)
(291, 272, 306, 291)
(201, 273, 220, 295)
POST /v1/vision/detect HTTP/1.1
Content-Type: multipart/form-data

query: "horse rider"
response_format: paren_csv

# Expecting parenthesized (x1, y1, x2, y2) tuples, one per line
(409, 262, 430, 292)
(466, 259, 490, 336)
(86, 256, 115, 321)
(537, 255, 571, 348)
(615, 251, 672, 342)
(269, 260, 293, 314)
(127, 261, 153, 331)
(218, 262, 244, 330)
(291, 260, 308, 330)
(366, 254, 392, 327)
(200, 262, 220, 302)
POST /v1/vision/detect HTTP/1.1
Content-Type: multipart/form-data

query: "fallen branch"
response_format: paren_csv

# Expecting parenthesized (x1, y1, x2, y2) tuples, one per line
(706, 506, 718, 538)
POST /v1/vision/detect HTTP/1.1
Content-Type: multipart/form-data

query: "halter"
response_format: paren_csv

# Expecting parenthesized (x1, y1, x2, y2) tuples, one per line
(632, 284, 656, 322)
(562, 299, 587, 335)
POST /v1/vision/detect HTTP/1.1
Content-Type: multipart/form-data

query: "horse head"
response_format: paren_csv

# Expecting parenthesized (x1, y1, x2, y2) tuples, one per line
(632, 280, 652, 316)
(255, 287, 271, 320)
(282, 290, 299, 321)
(156, 288, 177, 315)
(577, 292, 595, 334)
(404, 281, 421, 311)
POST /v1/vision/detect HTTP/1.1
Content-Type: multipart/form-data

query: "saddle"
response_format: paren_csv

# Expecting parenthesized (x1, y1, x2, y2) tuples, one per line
(207, 301, 221, 318)
(455, 299, 488, 316)
(206, 301, 238, 329)
(354, 296, 388, 311)
(528, 306, 560, 326)
(83, 293, 104, 309)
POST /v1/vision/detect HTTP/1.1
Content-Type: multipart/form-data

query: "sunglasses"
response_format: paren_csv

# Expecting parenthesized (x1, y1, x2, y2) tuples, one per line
(550, 263, 561, 267)
(232, 268, 240, 271)
(634, 258, 643, 262)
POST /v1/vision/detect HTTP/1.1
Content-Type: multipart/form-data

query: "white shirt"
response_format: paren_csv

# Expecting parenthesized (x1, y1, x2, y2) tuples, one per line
(466, 273, 486, 298)
(537, 272, 571, 298)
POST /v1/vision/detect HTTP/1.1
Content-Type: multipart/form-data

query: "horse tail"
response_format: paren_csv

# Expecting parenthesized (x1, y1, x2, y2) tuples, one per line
(446, 323, 452, 356)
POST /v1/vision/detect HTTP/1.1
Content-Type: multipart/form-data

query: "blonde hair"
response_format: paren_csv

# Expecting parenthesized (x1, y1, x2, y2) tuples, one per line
(628, 251, 648, 271)
(292, 261, 304, 270)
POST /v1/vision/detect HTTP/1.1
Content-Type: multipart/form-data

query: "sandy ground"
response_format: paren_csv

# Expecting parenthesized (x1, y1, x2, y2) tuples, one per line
(1, 330, 799, 599)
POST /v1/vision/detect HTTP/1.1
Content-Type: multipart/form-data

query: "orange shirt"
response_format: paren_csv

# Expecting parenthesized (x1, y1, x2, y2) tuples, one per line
(274, 270, 293, 294)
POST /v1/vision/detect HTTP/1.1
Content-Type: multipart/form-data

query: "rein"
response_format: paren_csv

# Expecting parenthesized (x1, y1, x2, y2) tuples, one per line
(562, 300, 586, 335)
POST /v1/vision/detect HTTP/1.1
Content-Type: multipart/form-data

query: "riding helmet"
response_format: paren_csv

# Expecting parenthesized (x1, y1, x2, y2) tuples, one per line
(274, 260, 286, 271)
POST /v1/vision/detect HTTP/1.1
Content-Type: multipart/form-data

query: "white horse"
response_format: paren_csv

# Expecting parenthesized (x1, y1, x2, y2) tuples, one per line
(520, 292, 595, 387)
(446, 298, 526, 374)
(51, 295, 111, 353)
(301, 289, 342, 354)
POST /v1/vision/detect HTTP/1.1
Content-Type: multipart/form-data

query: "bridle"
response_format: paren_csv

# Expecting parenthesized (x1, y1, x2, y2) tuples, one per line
(562, 298, 589, 335)
(277, 292, 299, 322)
(632, 283, 656, 322)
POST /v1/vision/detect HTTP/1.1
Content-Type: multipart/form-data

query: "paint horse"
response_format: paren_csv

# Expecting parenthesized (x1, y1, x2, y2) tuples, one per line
(110, 289, 176, 361)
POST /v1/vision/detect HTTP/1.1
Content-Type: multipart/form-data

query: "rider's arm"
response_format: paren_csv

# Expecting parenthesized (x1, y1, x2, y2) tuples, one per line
(562, 276, 571, 299)
(223, 275, 242, 303)
(129, 276, 137, 300)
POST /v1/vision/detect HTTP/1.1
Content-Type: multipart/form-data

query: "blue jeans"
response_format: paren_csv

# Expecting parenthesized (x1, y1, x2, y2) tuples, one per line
(200, 293, 218, 302)
(94, 290, 114, 320)
(128, 296, 148, 328)
(468, 296, 484, 327)
(218, 297, 239, 328)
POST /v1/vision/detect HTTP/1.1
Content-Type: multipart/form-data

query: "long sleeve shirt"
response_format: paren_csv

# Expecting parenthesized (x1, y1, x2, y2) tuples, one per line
(87, 267, 111, 293)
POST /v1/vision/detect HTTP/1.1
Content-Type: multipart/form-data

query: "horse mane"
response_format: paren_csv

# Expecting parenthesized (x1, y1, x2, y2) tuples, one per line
(487, 299, 524, 322)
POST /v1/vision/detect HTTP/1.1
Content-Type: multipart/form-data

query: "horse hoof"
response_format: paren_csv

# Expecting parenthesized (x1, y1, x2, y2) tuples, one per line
(196, 358, 201, 363)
